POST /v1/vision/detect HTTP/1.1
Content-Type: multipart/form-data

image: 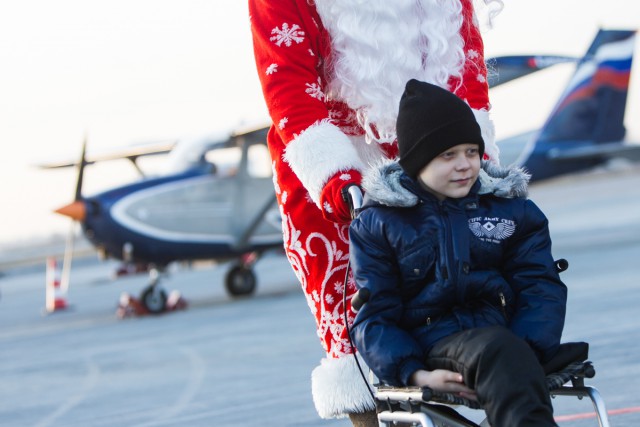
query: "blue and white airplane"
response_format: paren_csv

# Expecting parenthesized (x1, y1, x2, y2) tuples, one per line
(497, 29, 639, 180)
(50, 126, 283, 312)
(47, 29, 637, 313)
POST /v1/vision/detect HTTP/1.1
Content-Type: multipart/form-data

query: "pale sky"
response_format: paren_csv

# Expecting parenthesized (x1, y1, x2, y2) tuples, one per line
(0, 0, 638, 245)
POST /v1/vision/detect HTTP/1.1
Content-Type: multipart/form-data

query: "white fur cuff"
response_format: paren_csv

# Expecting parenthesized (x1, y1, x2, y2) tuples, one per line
(472, 108, 500, 164)
(311, 355, 376, 419)
(283, 120, 366, 206)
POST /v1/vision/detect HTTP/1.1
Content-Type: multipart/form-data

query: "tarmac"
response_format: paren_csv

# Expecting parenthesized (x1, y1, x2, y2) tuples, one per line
(1, 165, 640, 427)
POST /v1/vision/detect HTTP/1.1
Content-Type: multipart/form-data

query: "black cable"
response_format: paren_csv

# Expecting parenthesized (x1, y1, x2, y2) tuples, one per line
(340, 184, 375, 401)
(342, 260, 376, 402)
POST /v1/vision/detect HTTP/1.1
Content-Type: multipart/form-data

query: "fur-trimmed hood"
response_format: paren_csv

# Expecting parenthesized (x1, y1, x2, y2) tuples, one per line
(361, 158, 530, 208)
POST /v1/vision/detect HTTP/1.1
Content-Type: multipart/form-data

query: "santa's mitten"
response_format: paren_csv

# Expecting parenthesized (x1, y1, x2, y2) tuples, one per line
(319, 170, 362, 223)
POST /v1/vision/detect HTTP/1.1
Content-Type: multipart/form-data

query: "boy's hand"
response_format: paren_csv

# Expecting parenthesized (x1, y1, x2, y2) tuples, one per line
(409, 369, 477, 401)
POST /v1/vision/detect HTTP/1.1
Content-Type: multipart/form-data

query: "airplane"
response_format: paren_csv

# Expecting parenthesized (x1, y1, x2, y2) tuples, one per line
(496, 29, 640, 179)
(47, 125, 283, 313)
(44, 29, 636, 313)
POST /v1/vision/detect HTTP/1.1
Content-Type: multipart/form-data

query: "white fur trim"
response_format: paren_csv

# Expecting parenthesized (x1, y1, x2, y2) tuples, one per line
(283, 120, 365, 206)
(472, 108, 500, 165)
(311, 355, 376, 419)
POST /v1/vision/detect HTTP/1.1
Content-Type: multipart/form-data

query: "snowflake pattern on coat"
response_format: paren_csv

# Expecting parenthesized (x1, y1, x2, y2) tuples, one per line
(270, 22, 305, 47)
(305, 78, 325, 100)
(265, 63, 278, 75)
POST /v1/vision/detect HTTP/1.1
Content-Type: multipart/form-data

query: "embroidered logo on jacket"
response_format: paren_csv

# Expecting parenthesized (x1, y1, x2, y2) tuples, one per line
(468, 217, 516, 243)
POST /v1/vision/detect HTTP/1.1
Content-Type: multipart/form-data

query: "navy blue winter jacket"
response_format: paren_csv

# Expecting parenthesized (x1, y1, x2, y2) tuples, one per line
(349, 160, 567, 387)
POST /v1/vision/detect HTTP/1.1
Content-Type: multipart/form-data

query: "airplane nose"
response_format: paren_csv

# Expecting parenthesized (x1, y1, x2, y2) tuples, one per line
(55, 200, 86, 222)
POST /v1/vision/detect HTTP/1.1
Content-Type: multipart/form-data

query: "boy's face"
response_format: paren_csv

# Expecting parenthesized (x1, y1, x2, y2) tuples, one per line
(417, 143, 481, 201)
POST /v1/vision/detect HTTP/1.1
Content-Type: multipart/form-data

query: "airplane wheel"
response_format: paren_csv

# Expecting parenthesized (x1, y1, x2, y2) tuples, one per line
(140, 286, 167, 314)
(225, 266, 257, 297)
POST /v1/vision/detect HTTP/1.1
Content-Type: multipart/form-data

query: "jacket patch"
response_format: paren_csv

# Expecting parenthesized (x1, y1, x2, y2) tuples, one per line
(468, 217, 516, 243)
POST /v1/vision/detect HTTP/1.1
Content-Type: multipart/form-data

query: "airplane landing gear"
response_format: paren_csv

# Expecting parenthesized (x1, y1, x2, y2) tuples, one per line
(117, 265, 187, 319)
(225, 265, 257, 297)
(140, 285, 168, 313)
(225, 252, 259, 297)
(140, 266, 168, 313)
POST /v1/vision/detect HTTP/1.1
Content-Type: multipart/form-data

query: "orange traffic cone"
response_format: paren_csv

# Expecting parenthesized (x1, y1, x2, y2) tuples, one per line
(45, 257, 68, 313)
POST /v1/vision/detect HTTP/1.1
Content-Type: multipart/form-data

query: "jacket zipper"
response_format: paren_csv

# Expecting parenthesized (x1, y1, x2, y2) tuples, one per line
(438, 201, 452, 284)
(499, 292, 509, 321)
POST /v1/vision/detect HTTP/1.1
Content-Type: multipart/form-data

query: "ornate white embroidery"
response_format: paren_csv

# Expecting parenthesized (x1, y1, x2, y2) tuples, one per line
(271, 161, 281, 195)
(280, 206, 354, 356)
(279, 203, 309, 288)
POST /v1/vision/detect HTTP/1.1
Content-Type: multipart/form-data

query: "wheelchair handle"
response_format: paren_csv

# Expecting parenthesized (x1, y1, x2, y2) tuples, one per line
(342, 184, 364, 220)
(555, 258, 569, 273)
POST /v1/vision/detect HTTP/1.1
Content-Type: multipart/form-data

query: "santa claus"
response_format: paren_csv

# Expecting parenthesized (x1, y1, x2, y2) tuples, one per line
(249, 0, 502, 423)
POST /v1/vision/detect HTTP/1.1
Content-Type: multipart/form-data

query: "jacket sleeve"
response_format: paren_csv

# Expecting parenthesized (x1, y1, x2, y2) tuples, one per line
(249, 0, 365, 206)
(349, 214, 427, 386)
(249, 0, 328, 141)
(502, 199, 568, 362)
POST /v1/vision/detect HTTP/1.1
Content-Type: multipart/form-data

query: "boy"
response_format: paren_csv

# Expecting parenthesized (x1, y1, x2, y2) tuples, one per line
(349, 79, 567, 427)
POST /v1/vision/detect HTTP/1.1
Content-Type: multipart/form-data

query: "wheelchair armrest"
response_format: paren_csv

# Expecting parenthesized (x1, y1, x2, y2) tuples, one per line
(542, 341, 589, 375)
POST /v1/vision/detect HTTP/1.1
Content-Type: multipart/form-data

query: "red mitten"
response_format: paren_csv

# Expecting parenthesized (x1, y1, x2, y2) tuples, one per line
(319, 169, 363, 223)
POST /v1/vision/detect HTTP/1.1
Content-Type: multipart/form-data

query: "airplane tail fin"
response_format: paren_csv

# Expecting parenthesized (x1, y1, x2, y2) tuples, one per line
(538, 29, 636, 144)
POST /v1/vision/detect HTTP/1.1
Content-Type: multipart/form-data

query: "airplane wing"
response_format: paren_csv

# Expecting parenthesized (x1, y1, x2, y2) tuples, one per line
(36, 140, 177, 170)
(487, 55, 577, 88)
(36, 124, 271, 171)
(548, 142, 640, 162)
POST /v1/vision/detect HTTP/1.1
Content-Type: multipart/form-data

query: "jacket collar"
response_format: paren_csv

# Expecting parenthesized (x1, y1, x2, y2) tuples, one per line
(361, 159, 531, 208)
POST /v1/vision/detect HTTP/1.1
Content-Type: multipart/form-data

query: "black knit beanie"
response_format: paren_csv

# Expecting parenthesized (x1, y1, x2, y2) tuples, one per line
(397, 79, 484, 178)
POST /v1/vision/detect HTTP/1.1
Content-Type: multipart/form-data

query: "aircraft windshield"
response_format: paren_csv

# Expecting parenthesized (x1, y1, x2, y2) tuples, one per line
(163, 130, 272, 178)
(204, 143, 272, 178)
(247, 144, 272, 178)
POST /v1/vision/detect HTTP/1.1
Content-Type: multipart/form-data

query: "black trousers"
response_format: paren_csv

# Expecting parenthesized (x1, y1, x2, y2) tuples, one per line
(425, 326, 558, 427)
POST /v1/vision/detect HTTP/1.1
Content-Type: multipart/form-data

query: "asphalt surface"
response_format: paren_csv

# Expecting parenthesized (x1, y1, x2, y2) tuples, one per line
(1, 165, 639, 427)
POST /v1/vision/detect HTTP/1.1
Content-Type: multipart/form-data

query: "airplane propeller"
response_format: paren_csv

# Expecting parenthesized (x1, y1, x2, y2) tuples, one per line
(52, 135, 174, 313)
(54, 134, 89, 294)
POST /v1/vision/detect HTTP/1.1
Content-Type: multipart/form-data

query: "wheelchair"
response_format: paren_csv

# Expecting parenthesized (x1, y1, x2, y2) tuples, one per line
(372, 342, 609, 427)
(343, 186, 610, 427)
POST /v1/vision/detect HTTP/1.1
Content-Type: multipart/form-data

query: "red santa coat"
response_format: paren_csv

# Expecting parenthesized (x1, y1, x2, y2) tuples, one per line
(249, 0, 496, 418)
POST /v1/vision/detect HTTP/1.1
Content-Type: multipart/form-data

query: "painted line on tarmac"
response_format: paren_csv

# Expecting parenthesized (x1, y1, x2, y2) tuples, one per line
(555, 406, 640, 422)
(132, 346, 206, 427)
(33, 359, 101, 427)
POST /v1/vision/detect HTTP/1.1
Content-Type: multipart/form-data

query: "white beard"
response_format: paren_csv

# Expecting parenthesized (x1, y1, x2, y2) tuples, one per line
(315, 0, 466, 144)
